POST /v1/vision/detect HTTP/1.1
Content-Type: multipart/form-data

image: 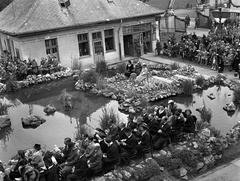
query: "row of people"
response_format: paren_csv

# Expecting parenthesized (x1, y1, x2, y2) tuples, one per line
(0, 53, 60, 81)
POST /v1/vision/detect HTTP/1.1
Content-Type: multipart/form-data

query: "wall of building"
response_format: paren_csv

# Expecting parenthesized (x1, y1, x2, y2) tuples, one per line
(16, 16, 156, 68)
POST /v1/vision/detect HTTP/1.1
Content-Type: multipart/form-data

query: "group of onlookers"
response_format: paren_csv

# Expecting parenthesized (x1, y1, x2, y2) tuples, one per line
(0, 53, 60, 81)
(155, 23, 240, 78)
(1, 100, 197, 181)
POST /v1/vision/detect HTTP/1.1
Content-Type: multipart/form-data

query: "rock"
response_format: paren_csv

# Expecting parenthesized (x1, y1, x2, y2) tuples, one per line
(111, 94, 117, 100)
(203, 155, 215, 165)
(43, 105, 56, 114)
(122, 170, 131, 179)
(180, 167, 188, 177)
(192, 141, 198, 149)
(0, 115, 11, 130)
(21, 115, 46, 129)
(159, 166, 164, 171)
(159, 150, 167, 156)
(197, 162, 204, 171)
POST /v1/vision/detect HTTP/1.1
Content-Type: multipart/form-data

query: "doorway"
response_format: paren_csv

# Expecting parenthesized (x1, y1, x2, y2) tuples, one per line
(123, 35, 134, 56)
(92, 31, 104, 63)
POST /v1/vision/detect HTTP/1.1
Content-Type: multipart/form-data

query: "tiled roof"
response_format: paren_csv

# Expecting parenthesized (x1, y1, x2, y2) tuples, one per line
(0, 0, 163, 35)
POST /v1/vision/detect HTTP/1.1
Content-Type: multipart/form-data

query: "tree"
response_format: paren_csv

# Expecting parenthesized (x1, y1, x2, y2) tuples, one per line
(0, 0, 13, 12)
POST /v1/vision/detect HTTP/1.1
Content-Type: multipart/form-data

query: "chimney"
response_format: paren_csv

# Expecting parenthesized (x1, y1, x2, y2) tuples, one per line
(58, 0, 71, 8)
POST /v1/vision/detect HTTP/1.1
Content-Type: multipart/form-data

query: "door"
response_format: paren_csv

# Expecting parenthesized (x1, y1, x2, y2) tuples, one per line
(92, 32, 104, 63)
(123, 35, 134, 56)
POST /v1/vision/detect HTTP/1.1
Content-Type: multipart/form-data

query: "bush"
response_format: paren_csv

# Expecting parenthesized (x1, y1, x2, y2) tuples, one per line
(116, 62, 126, 74)
(195, 120, 209, 131)
(171, 149, 199, 168)
(96, 76, 107, 90)
(215, 74, 226, 85)
(81, 69, 98, 84)
(182, 79, 193, 95)
(233, 85, 240, 103)
(58, 89, 73, 110)
(208, 126, 221, 138)
(195, 75, 205, 87)
(99, 107, 120, 130)
(199, 101, 212, 123)
(148, 175, 164, 181)
(5, 75, 19, 93)
(96, 60, 108, 74)
(155, 156, 182, 171)
(170, 62, 180, 70)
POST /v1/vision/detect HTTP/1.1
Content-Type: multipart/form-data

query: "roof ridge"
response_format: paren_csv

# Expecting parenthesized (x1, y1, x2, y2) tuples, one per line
(15, 0, 39, 33)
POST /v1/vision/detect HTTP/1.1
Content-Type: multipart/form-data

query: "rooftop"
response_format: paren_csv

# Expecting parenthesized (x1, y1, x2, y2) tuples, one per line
(0, 0, 163, 36)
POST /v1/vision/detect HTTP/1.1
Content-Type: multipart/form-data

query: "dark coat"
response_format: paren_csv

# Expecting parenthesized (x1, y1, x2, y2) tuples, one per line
(158, 122, 171, 137)
(108, 124, 119, 141)
(171, 116, 184, 131)
(105, 142, 120, 163)
(62, 142, 75, 161)
(118, 128, 127, 141)
(139, 131, 151, 149)
(183, 115, 196, 133)
(121, 134, 137, 154)
(72, 155, 88, 177)
(45, 165, 59, 181)
(148, 119, 159, 135)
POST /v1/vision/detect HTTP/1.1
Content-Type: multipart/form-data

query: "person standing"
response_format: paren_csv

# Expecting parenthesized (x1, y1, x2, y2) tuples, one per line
(195, 17, 199, 29)
(156, 40, 162, 56)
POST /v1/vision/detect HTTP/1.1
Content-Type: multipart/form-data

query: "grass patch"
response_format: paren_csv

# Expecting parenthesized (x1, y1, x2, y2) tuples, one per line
(96, 60, 108, 74)
(80, 69, 98, 84)
(170, 62, 180, 70)
(182, 79, 193, 95)
(116, 62, 126, 74)
(99, 107, 120, 130)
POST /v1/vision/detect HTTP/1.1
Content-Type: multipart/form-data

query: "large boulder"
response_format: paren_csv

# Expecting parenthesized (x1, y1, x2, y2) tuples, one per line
(21, 115, 46, 129)
(43, 105, 56, 114)
(0, 115, 11, 130)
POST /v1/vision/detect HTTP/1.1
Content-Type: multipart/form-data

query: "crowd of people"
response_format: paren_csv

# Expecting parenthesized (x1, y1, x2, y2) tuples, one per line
(1, 100, 197, 181)
(155, 26, 240, 78)
(0, 52, 60, 82)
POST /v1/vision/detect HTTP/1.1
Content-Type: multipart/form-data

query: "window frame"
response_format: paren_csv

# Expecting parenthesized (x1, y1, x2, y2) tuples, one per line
(77, 33, 90, 57)
(45, 38, 58, 56)
(104, 29, 115, 52)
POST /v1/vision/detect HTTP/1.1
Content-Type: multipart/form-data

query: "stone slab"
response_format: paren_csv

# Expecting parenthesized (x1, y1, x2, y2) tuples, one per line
(152, 76, 173, 84)
(174, 74, 195, 81)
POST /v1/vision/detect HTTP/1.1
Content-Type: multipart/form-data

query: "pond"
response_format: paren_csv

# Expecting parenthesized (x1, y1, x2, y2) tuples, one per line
(0, 78, 239, 163)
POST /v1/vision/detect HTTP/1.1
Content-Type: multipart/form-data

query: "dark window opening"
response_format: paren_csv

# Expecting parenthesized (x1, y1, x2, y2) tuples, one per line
(78, 33, 90, 56)
(104, 29, 114, 51)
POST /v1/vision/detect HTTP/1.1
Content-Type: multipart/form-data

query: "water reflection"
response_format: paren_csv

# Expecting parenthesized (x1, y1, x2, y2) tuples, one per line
(0, 126, 13, 151)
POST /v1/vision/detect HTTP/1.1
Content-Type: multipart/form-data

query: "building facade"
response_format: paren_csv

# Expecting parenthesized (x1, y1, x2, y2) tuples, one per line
(0, 0, 162, 68)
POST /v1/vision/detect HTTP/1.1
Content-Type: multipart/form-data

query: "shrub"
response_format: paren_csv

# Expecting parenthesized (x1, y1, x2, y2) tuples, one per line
(96, 76, 107, 90)
(5, 75, 19, 93)
(215, 74, 226, 85)
(208, 126, 221, 137)
(116, 62, 126, 74)
(81, 69, 98, 84)
(171, 149, 199, 168)
(99, 107, 120, 130)
(170, 62, 180, 70)
(182, 79, 193, 95)
(195, 75, 205, 87)
(155, 156, 182, 171)
(0, 97, 22, 115)
(139, 97, 148, 108)
(71, 57, 82, 71)
(148, 175, 164, 181)
(195, 120, 209, 131)
(233, 85, 240, 103)
(96, 60, 108, 74)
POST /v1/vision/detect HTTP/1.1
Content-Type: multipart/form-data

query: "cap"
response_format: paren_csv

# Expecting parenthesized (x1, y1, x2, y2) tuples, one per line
(33, 144, 41, 151)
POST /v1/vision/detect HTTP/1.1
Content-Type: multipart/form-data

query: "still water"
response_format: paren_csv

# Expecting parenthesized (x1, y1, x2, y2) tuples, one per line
(0, 80, 239, 163)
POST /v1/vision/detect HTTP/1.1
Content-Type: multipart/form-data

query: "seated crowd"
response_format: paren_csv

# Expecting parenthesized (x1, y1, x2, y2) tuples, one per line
(0, 52, 61, 82)
(155, 23, 240, 75)
(2, 100, 197, 181)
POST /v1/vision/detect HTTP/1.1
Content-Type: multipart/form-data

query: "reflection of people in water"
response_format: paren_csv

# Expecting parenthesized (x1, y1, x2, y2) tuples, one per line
(136, 63, 148, 83)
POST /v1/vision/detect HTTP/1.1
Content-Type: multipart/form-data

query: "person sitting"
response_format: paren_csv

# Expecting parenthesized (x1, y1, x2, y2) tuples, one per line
(135, 63, 148, 83)
(29, 144, 45, 172)
(167, 100, 177, 116)
(137, 123, 151, 158)
(21, 165, 39, 181)
(170, 111, 185, 142)
(66, 148, 88, 181)
(183, 109, 196, 134)
(147, 114, 159, 137)
(107, 119, 119, 141)
(134, 60, 142, 76)
(154, 104, 167, 120)
(102, 137, 120, 173)
(118, 122, 127, 141)
(153, 116, 171, 150)
(43, 158, 59, 181)
(9, 150, 29, 181)
(124, 60, 134, 78)
(120, 127, 137, 165)
(86, 143, 103, 177)
(56, 138, 75, 165)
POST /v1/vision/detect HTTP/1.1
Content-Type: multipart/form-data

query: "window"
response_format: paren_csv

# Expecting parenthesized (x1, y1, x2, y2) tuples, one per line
(78, 33, 89, 56)
(92, 32, 102, 40)
(104, 29, 114, 51)
(45, 38, 58, 55)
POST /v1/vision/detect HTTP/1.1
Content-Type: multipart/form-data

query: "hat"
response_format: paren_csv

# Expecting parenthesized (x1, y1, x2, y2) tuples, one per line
(185, 109, 192, 114)
(140, 123, 148, 130)
(33, 144, 41, 151)
(168, 100, 174, 104)
(142, 63, 146, 66)
(105, 136, 112, 143)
